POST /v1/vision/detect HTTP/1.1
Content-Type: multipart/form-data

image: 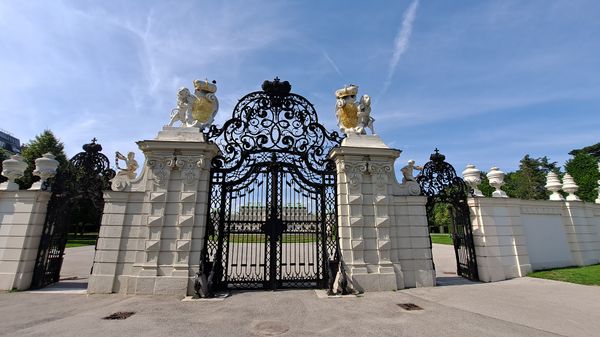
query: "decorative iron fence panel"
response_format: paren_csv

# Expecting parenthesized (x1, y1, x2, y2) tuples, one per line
(198, 78, 342, 294)
(416, 149, 479, 281)
(31, 139, 114, 289)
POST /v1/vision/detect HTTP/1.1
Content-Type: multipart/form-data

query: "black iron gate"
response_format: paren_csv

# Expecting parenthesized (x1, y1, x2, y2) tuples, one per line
(31, 139, 114, 289)
(198, 78, 343, 294)
(416, 149, 479, 281)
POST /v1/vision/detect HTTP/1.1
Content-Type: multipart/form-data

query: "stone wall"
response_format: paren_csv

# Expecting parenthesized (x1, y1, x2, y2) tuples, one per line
(88, 128, 218, 296)
(469, 197, 600, 282)
(0, 191, 51, 290)
(330, 134, 435, 291)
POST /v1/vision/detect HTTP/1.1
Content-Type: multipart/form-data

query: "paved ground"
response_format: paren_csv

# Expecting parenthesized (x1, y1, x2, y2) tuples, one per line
(1, 244, 598, 337)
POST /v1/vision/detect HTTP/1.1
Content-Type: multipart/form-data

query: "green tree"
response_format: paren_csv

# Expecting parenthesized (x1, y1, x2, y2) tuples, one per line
(17, 130, 68, 189)
(478, 172, 494, 197)
(503, 155, 560, 200)
(565, 152, 599, 202)
(569, 142, 600, 158)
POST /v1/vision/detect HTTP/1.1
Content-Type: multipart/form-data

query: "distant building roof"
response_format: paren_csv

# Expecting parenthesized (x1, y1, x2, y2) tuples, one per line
(0, 129, 21, 154)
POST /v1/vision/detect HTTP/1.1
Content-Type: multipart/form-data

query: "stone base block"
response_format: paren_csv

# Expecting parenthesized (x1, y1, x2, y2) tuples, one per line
(88, 275, 115, 294)
(128, 276, 189, 296)
(156, 126, 205, 142)
(351, 272, 398, 292)
(414, 269, 436, 287)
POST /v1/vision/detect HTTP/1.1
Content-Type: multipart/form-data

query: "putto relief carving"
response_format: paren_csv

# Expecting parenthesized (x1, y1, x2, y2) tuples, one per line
(168, 79, 219, 131)
(111, 151, 140, 191)
(335, 85, 375, 136)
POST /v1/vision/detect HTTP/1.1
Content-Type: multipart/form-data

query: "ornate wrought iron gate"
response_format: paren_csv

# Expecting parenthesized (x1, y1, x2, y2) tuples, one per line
(31, 139, 114, 289)
(199, 78, 342, 293)
(416, 149, 479, 281)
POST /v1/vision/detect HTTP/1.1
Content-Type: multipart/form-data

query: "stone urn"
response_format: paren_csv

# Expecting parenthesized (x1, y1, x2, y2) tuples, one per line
(545, 171, 564, 201)
(29, 153, 59, 190)
(0, 154, 28, 191)
(462, 164, 483, 197)
(562, 173, 580, 201)
(486, 167, 507, 198)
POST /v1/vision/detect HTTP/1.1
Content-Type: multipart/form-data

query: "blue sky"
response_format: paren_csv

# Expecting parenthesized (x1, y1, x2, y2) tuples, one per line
(1, 0, 599, 176)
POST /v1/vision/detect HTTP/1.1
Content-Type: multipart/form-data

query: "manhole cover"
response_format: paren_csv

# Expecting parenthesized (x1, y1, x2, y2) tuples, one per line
(103, 311, 136, 320)
(251, 321, 290, 336)
(397, 303, 423, 311)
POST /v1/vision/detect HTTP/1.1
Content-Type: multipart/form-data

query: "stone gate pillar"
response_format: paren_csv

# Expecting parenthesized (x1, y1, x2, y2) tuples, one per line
(88, 127, 219, 296)
(329, 135, 435, 292)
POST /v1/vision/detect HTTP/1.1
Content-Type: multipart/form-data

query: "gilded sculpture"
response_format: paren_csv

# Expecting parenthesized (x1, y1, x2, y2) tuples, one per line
(335, 85, 375, 135)
(168, 79, 219, 130)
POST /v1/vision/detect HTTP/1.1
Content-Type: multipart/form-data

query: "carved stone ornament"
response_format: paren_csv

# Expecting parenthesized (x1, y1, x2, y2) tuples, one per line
(340, 162, 368, 189)
(168, 79, 219, 131)
(562, 173, 580, 201)
(148, 156, 175, 187)
(545, 171, 564, 201)
(369, 161, 392, 191)
(29, 153, 59, 191)
(335, 85, 375, 136)
(0, 154, 28, 191)
(462, 164, 483, 197)
(175, 155, 206, 185)
(486, 167, 508, 198)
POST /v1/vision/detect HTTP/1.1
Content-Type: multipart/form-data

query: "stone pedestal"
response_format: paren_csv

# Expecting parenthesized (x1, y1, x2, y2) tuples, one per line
(0, 191, 51, 290)
(329, 134, 435, 291)
(88, 127, 218, 296)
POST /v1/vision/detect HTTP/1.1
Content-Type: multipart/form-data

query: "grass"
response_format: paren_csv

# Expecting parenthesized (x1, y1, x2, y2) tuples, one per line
(527, 264, 600, 286)
(430, 233, 453, 245)
(65, 233, 97, 248)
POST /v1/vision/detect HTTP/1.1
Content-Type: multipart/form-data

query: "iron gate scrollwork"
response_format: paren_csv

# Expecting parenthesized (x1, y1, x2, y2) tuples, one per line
(31, 139, 114, 289)
(197, 78, 343, 295)
(416, 149, 479, 281)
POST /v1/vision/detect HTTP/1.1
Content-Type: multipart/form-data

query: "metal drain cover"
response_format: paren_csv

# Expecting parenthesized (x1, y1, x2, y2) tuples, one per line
(103, 311, 136, 320)
(397, 303, 423, 311)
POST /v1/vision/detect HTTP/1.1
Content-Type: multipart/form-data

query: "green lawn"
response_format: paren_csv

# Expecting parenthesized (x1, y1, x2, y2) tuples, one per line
(528, 264, 600, 286)
(430, 233, 453, 245)
(66, 233, 98, 248)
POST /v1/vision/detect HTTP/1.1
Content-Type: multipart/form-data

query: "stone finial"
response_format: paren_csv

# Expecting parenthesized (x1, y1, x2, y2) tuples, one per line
(462, 164, 483, 197)
(486, 167, 508, 198)
(562, 173, 580, 201)
(0, 154, 28, 191)
(545, 171, 564, 201)
(29, 153, 59, 190)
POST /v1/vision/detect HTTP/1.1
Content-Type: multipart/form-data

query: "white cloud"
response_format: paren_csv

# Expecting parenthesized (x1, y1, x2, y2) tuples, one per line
(380, 0, 420, 97)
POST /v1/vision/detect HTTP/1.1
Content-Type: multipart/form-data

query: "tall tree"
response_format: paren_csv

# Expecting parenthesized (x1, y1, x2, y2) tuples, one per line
(17, 130, 68, 189)
(565, 152, 599, 202)
(569, 142, 600, 158)
(503, 155, 560, 200)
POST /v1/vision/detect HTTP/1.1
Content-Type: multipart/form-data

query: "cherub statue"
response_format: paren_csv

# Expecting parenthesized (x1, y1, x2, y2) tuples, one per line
(335, 85, 375, 135)
(401, 159, 423, 183)
(169, 87, 195, 127)
(167, 79, 219, 130)
(115, 151, 139, 179)
(356, 94, 375, 135)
